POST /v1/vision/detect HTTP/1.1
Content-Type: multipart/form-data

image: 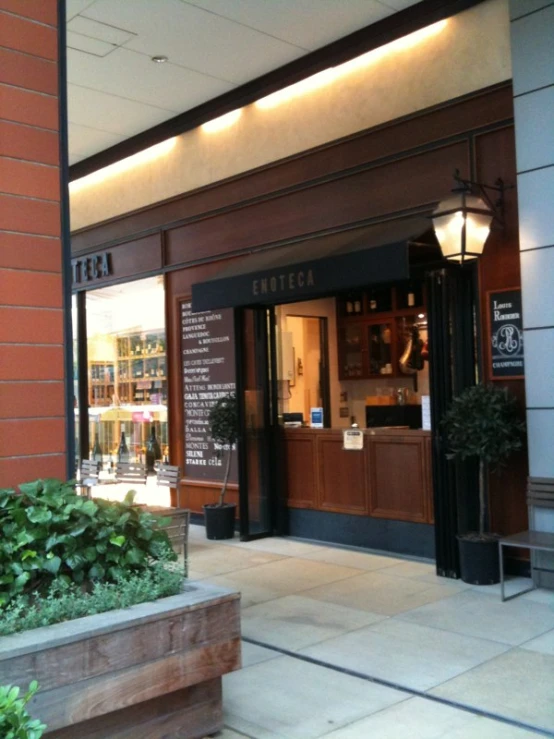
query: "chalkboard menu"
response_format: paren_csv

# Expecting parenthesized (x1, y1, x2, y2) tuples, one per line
(489, 289, 525, 379)
(181, 301, 237, 482)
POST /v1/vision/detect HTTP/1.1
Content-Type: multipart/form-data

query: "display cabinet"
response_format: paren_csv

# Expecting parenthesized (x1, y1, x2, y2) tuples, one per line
(87, 329, 168, 465)
(89, 361, 115, 405)
(337, 282, 426, 380)
(338, 322, 365, 378)
(116, 331, 167, 404)
(367, 322, 393, 376)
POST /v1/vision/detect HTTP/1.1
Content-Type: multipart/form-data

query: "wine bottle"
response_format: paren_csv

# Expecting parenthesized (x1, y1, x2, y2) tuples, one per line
(146, 425, 162, 472)
(92, 432, 103, 469)
(118, 431, 130, 463)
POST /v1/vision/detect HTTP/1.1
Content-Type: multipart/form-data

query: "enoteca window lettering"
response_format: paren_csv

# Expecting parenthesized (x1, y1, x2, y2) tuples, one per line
(72, 253, 111, 285)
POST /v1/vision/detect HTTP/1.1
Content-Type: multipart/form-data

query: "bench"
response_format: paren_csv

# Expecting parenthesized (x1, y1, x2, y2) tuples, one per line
(115, 461, 148, 487)
(499, 477, 554, 601)
(151, 464, 190, 574)
(498, 530, 554, 601)
(75, 459, 99, 498)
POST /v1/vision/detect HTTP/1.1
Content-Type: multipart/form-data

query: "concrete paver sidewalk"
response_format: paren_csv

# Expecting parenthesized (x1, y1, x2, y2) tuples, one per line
(188, 525, 554, 738)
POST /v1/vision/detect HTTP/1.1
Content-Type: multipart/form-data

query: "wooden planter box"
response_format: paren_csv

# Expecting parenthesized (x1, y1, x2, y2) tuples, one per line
(0, 582, 241, 739)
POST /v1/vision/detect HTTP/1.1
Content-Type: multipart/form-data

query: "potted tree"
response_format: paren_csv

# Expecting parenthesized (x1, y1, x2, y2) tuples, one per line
(204, 393, 238, 540)
(442, 383, 525, 584)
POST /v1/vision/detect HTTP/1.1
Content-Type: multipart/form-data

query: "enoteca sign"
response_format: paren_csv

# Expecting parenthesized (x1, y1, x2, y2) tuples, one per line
(488, 288, 525, 379)
(71, 252, 111, 285)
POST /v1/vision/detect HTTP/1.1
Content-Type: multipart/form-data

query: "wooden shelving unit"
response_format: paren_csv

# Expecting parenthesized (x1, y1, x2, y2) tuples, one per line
(337, 282, 426, 381)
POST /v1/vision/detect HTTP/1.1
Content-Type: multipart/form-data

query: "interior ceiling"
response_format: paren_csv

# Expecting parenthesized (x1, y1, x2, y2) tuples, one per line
(66, 0, 420, 166)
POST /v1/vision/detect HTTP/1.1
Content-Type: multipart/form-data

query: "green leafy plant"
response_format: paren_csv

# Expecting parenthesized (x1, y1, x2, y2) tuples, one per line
(0, 480, 176, 605)
(442, 383, 525, 538)
(208, 394, 238, 506)
(0, 681, 46, 739)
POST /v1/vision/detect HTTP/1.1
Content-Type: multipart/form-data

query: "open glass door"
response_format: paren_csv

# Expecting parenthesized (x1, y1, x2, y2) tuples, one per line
(236, 306, 278, 539)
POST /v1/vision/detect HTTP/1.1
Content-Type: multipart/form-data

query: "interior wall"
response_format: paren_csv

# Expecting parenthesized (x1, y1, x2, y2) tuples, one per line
(69, 0, 511, 233)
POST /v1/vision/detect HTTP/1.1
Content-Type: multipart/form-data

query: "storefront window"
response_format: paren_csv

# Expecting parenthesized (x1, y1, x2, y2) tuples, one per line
(86, 276, 168, 470)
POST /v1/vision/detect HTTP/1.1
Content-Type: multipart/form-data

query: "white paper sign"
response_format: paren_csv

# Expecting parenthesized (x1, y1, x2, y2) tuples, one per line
(421, 395, 431, 430)
(310, 407, 324, 428)
(343, 428, 364, 450)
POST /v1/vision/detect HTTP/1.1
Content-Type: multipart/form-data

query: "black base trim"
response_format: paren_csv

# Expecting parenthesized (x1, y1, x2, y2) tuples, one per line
(287, 508, 436, 559)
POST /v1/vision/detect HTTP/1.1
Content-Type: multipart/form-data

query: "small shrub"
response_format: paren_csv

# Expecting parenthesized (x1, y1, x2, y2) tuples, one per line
(208, 394, 238, 506)
(0, 479, 176, 605)
(0, 563, 183, 637)
(442, 383, 525, 536)
(0, 681, 46, 739)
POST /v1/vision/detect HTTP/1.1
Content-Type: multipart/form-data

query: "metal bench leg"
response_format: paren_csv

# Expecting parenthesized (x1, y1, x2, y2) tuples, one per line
(499, 542, 505, 602)
(499, 542, 537, 602)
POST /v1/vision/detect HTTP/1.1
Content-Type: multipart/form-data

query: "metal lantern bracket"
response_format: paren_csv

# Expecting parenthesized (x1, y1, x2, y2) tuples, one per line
(452, 169, 511, 229)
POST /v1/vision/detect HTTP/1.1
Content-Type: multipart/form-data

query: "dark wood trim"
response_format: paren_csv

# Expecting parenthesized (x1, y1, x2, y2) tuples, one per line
(58, 0, 75, 477)
(71, 82, 513, 256)
(69, 0, 487, 182)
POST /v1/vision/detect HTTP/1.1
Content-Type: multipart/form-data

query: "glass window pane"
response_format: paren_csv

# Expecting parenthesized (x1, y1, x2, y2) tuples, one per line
(85, 276, 168, 476)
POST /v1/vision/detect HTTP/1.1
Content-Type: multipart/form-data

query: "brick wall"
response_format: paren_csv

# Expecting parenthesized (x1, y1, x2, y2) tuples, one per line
(0, 0, 67, 486)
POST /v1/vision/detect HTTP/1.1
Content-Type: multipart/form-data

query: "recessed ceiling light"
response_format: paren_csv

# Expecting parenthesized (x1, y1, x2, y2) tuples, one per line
(151, 55, 168, 63)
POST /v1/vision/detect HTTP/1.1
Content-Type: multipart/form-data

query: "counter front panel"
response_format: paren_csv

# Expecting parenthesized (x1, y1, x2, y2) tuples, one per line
(283, 427, 433, 525)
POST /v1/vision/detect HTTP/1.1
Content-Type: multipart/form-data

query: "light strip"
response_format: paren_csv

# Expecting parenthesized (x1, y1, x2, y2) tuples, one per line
(201, 109, 242, 133)
(70, 20, 447, 187)
(256, 20, 448, 109)
(69, 138, 177, 192)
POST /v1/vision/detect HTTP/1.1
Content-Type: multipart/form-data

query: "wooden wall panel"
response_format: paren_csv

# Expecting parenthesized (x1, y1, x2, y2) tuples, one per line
(72, 233, 162, 291)
(318, 436, 368, 515)
(179, 481, 238, 515)
(368, 436, 427, 522)
(284, 432, 317, 509)
(165, 141, 469, 267)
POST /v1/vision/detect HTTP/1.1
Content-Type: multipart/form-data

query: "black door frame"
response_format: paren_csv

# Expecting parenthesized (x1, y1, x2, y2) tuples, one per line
(427, 264, 480, 578)
(235, 306, 281, 540)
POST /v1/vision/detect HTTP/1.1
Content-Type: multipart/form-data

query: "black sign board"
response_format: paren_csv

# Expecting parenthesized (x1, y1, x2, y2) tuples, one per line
(180, 301, 237, 482)
(489, 289, 525, 379)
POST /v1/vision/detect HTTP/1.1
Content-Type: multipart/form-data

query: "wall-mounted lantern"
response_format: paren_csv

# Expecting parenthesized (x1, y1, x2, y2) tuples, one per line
(432, 170, 507, 264)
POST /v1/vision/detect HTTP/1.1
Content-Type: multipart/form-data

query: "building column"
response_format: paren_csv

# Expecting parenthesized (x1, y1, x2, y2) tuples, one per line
(0, 0, 70, 486)
(510, 1, 554, 583)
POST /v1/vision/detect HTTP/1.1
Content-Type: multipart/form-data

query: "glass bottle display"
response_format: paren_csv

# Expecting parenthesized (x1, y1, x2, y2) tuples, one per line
(146, 425, 162, 472)
(339, 323, 364, 378)
(86, 276, 168, 468)
(368, 322, 393, 375)
(92, 431, 103, 469)
(118, 431, 130, 463)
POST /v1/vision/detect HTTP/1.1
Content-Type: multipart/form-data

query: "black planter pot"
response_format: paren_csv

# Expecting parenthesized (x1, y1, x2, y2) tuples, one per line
(457, 535, 500, 585)
(204, 503, 236, 540)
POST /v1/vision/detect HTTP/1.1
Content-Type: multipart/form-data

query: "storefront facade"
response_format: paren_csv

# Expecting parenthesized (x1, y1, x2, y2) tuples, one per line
(71, 71, 527, 576)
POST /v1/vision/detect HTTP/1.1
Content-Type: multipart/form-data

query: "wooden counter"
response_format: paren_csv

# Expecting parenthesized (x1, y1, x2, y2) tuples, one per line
(283, 427, 434, 525)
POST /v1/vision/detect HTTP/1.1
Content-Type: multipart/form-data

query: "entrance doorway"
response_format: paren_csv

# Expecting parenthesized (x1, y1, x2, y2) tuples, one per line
(276, 310, 331, 428)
